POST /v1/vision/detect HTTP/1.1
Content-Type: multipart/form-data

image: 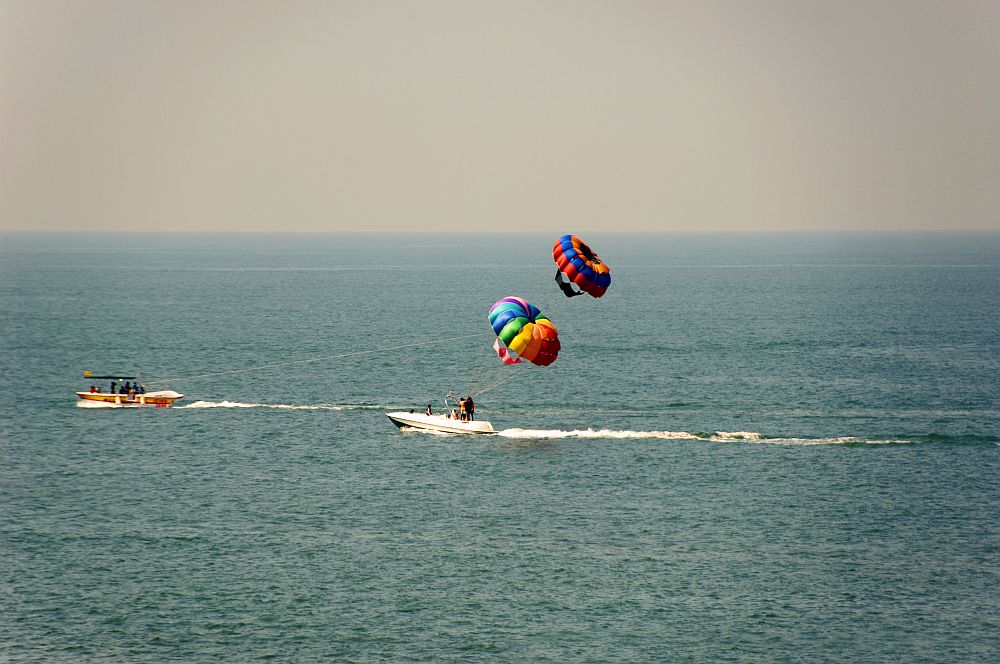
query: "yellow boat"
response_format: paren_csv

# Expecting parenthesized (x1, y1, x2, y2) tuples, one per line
(77, 373, 184, 408)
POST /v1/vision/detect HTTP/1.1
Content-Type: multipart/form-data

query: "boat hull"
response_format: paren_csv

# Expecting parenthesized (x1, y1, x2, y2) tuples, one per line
(76, 390, 184, 407)
(386, 412, 496, 435)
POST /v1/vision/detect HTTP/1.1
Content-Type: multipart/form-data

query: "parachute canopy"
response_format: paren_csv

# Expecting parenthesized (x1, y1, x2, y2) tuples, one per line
(488, 296, 560, 366)
(553, 234, 611, 298)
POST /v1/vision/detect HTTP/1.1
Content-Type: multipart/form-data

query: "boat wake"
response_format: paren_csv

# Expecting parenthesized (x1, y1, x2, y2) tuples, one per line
(496, 428, 911, 445)
(177, 400, 372, 411)
(163, 404, 916, 445)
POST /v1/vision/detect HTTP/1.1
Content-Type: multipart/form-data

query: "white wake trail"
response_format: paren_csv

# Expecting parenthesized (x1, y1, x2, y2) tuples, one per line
(178, 400, 347, 410)
(496, 428, 909, 445)
(497, 428, 765, 441)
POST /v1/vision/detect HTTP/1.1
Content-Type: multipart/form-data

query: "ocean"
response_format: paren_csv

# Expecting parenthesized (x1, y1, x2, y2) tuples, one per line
(2, 232, 998, 662)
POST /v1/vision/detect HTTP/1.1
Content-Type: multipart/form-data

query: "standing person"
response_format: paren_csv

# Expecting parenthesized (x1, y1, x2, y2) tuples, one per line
(109, 380, 116, 394)
(426, 404, 433, 416)
(458, 397, 467, 422)
(466, 396, 475, 421)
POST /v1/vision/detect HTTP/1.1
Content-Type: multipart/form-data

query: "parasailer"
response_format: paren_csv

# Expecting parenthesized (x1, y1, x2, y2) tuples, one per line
(488, 296, 560, 366)
(553, 234, 611, 298)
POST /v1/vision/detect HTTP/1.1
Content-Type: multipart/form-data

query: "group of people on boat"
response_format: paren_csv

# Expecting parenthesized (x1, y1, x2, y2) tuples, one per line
(89, 381, 146, 398)
(424, 396, 475, 421)
(458, 396, 475, 421)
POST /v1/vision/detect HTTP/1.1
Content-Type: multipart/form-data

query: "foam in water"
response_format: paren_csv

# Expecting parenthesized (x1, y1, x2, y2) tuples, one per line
(178, 400, 347, 410)
(170, 406, 914, 445)
(499, 428, 698, 440)
(760, 436, 910, 446)
(497, 429, 769, 442)
(496, 428, 909, 445)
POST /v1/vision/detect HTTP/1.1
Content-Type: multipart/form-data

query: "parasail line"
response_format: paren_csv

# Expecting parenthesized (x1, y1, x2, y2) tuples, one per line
(468, 365, 526, 398)
(145, 332, 489, 385)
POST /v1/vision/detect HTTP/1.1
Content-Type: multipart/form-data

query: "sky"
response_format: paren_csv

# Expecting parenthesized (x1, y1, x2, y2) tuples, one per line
(1, 0, 998, 233)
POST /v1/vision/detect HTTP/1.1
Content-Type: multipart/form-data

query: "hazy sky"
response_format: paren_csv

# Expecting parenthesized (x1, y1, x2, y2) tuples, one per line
(2, 0, 998, 232)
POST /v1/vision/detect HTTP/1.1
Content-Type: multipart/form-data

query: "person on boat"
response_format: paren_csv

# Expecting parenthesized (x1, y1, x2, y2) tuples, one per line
(128, 385, 136, 400)
(466, 396, 475, 421)
(426, 404, 433, 416)
(89, 385, 96, 393)
(108, 381, 116, 394)
(458, 397, 467, 421)
(139, 384, 146, 394)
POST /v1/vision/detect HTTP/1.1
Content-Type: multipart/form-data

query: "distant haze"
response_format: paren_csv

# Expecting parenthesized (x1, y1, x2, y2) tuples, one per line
(2, 0, 998, 233)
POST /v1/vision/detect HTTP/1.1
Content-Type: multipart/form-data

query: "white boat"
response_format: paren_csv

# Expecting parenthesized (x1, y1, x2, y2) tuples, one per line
(386, 411, 496, 435)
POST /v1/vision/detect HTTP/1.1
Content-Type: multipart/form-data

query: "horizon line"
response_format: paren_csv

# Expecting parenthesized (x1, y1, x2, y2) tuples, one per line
(3, 228, 999, 235)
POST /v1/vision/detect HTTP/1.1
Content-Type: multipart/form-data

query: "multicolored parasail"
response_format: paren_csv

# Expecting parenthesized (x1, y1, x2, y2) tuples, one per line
(552, 234, 611, 298)
(488, 297, 560, 366)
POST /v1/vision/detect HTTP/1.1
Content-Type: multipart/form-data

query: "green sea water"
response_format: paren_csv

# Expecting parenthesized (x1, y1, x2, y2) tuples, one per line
(2, 232, 998, 662)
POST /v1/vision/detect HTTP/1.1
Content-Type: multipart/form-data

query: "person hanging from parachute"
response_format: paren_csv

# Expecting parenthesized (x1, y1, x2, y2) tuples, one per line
(552, 234, 611, 298)
(488, 296, 560, 366)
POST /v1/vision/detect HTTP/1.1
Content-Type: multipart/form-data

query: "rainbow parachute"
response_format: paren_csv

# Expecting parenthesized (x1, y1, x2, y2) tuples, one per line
(552, 234, 611, 298)
(488, 297, 560, 366)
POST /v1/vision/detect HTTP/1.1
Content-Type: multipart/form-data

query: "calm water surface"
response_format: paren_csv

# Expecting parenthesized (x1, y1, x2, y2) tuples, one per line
(2, 232, 998, 662)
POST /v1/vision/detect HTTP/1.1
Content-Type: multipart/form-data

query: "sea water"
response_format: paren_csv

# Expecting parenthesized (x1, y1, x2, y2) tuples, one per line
(1, 232, 998, 662)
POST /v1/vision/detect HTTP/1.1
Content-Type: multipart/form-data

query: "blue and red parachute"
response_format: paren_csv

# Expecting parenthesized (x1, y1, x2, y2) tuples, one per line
(552, 234, 611, 298)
